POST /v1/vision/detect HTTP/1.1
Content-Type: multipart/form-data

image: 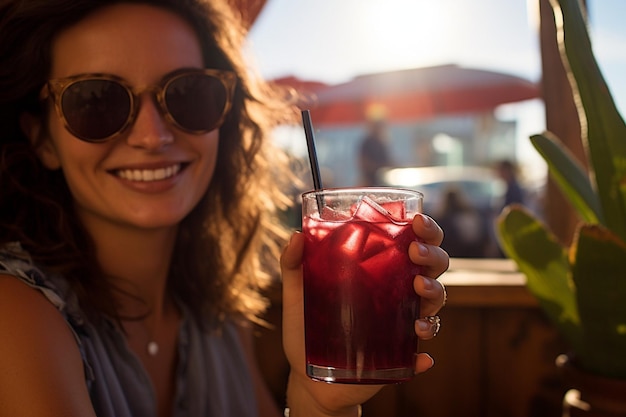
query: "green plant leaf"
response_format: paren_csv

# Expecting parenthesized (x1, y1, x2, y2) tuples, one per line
(570, 224, 626, 379)
(553, 0, 626, 242)
(531, 132, 602, 224)
(499, 0, 626, 382)
(496, 205, 582, 351)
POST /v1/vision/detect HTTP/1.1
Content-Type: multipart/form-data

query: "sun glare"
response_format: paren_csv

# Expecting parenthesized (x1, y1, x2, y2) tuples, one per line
(354, 0, 455, 71)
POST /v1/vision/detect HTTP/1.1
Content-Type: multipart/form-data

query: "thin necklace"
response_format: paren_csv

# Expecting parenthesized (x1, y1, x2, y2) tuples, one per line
(144, 322, 159, 356)
(129, 297, 176, 358)
(124, 319, 160, 357)
(147, 340, 159, 356)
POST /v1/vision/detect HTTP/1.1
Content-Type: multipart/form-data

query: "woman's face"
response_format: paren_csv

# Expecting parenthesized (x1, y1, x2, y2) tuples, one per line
(31, 3, 220, 233)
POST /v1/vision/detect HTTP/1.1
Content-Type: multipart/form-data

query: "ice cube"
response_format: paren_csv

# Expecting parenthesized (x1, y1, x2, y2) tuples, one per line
(336, 223, 369, 256)
(360, 245, 405, 282)
(319, 205, 351, 221)
(353, 196, 392, 223)
(359, 224, 418, 275)
(380, 201, 407, 221)
(353, 196, 410, 224)
(303, 217, 333, 241)
(361, 231, 394, 259)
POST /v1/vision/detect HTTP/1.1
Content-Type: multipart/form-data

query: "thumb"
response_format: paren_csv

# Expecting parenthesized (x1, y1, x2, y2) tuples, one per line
(280, 232, 306, 369)
(281, 231, 304, 272)
(280, 231, 305, 311)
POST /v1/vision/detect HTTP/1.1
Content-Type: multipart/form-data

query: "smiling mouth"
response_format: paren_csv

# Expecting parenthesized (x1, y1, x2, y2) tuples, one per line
(115, 164, 182, 182)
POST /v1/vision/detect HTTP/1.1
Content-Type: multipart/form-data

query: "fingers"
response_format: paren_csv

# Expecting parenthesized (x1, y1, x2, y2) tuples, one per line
(415, 353, 435, 374)
(414, 275, 447, 316)
(280, 231, 304, 272)
(280, 232, 307, 375)
(280, 232, 305, 328)
(409, 240, 449, 279)
(412, 213, 443, 246)
(410, 214, 449, 279)
(415, 315, 441, 341)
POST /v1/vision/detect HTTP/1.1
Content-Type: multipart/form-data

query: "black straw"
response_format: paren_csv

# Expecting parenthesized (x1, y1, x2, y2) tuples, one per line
(302, 110, 324, 190)
(301, 110, 324, 211)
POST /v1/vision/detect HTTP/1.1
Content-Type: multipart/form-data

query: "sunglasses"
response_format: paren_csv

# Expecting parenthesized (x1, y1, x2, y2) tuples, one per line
(42, 68, 237, 143)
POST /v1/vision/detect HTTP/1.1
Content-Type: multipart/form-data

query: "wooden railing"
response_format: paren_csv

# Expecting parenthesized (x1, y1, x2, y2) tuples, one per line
(255, 258, 569, 417)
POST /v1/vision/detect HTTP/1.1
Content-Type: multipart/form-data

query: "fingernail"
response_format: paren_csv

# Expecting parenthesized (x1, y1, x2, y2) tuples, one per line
(417, 319, 429, 331)
(422, 276, 433, 289)
(427, 355, 435, 369)
(418, 243, 428, 256)
(421, 214, 432, 228)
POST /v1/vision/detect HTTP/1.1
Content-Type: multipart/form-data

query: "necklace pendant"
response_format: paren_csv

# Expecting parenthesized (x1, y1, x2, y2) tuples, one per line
(147, 341, 159, 356)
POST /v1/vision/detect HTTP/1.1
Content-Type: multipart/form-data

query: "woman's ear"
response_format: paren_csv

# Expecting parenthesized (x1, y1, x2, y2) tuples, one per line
(19, 112, 61, 170)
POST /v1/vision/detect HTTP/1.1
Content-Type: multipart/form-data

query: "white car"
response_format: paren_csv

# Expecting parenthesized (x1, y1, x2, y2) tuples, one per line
(377, 165, 506, 216)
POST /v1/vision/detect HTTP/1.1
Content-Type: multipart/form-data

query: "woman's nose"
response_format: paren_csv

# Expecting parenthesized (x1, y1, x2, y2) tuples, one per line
(125, 95, 174, 149)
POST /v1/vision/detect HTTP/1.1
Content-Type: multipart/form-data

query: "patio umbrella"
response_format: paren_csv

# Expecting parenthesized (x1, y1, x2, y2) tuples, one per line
(271, 76, 330, 96)
(278, 64, 540, 125)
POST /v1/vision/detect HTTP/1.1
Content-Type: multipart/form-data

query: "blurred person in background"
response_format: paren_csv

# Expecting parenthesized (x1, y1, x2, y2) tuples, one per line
(496, 159, 525, 210)
(358, 117, 392, 186)
(435, 186, 490, 258)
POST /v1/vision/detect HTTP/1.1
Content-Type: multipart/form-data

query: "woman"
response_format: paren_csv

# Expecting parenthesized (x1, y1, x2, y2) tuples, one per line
(0, 1, 449, 416)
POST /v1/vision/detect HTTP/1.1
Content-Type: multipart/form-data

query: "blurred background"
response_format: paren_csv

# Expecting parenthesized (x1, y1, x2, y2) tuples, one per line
(242, 0, 625, 258)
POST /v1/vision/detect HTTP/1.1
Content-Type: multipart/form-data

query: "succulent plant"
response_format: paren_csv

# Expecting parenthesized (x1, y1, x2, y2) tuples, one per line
(496, 0, 626, 379)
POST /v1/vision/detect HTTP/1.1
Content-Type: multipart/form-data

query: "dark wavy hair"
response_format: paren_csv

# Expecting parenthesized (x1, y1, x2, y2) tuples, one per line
(0, 0, 299, 326)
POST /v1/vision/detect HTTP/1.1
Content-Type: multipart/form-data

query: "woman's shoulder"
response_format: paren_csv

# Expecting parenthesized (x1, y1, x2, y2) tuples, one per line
(0, 242, 71, 310)
(0, 270, 69, 323)
(0, 242, 76, 336)
(0, 242, 88, 340)
(0, 261, 93, 415)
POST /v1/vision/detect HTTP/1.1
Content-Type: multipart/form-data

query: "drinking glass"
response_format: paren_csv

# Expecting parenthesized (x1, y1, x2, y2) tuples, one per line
(301, 187, 423, 384)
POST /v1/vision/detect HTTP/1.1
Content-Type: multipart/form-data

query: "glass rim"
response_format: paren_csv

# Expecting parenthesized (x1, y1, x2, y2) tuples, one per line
(302, 186, 423, 199)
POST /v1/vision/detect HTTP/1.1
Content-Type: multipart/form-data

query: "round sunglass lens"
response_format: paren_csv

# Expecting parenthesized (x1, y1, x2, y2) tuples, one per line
(61, 79, 131, 141)
(165, 73, 228, 132)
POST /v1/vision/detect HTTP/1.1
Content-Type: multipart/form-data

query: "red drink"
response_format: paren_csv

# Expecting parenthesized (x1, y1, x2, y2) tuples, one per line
(302, 188, 423, 384)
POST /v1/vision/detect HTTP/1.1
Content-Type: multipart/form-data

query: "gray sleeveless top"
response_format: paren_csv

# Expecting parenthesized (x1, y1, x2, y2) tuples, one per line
(0, 242, 258, 417)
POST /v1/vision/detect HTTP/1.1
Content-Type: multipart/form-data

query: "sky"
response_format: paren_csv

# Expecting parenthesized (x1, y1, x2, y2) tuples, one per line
(245, 0, 626, 171)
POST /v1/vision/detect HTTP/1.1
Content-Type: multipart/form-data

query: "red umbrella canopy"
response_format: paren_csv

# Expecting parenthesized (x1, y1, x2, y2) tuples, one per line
(271, 76, 330, 95)
(288, 64, 540, 125)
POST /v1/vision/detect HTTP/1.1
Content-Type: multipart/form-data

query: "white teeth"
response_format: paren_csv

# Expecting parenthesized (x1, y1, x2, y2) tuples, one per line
(116, 164, 181, 182)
